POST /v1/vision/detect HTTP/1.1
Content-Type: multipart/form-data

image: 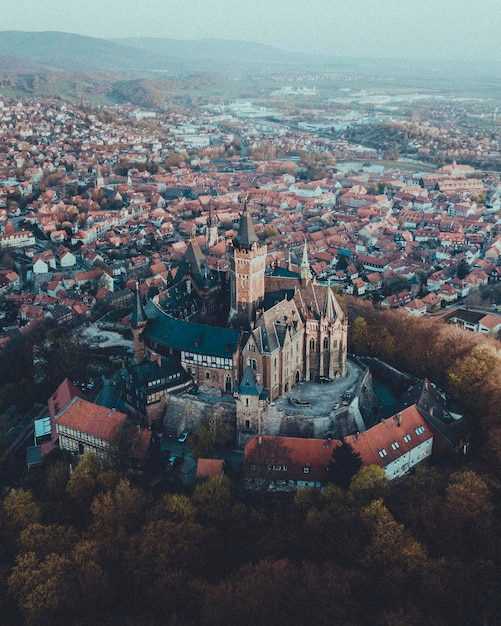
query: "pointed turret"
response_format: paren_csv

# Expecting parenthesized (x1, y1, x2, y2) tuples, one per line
(233, 198, 259, 250)
(300, 239, 310, 287)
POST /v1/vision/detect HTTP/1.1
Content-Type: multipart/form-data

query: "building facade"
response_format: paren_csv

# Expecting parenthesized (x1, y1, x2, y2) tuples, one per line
(130, 199, 348, 434)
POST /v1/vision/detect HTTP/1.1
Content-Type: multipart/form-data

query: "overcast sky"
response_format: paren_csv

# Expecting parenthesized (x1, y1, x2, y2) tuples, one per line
(3, 0, 499, 61)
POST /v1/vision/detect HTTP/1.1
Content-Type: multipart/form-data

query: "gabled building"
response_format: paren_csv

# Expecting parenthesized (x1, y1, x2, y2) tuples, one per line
(244, 403, 435, 490)
(55, 397, 127, 461)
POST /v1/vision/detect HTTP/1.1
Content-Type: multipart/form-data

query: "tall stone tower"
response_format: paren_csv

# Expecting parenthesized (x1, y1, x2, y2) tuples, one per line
(130, 282, 148, 364)
(236, 366, 265, 448)
(228, 199, 266, 328)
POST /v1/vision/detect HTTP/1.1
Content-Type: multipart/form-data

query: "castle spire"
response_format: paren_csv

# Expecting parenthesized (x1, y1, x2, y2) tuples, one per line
(233, 196, 259, 250)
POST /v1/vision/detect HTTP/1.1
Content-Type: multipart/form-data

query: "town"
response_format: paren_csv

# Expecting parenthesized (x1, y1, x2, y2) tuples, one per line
(0, 84, 500, 485)
(0, 20, 499, 623)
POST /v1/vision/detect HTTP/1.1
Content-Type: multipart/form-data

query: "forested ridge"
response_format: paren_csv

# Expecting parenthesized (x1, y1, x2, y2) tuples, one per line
(1, 301, 501, 625)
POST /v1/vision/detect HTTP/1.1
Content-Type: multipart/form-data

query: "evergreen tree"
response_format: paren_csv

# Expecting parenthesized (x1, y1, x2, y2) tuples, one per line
(328, 440, 362, 489)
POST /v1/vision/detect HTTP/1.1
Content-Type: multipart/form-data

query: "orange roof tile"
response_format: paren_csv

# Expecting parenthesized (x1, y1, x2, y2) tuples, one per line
(56, 398, 127, 441)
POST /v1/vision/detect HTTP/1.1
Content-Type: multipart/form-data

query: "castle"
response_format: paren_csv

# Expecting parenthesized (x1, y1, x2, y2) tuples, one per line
(128, 200, 348, 446)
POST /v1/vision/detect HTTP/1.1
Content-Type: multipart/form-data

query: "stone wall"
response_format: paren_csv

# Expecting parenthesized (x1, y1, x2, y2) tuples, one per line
(163, 393, 236, 440)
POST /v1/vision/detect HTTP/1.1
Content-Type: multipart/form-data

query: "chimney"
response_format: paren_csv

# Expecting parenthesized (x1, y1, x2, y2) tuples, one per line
(397, 412, 402, 426)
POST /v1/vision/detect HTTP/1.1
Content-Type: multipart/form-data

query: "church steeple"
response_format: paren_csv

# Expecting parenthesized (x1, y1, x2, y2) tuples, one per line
(206, 200, 218, 249)
(95, 162, 104, 189)
(300, 239, 310, 287)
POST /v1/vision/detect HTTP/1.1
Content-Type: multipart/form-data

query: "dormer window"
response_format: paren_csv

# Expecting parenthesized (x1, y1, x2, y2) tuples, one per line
(378, 448, 387, 458)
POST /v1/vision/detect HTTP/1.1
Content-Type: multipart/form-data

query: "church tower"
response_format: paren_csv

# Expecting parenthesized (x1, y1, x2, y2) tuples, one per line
(228, 198, 266, 328)
(206, 201, 218, 250)
(130, 282, 148, 364)
(95, 162, 104, 189)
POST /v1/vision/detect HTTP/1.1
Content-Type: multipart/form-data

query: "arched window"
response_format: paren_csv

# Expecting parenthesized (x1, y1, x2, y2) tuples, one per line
(309, 338, 315, 351)
(323, 337, 329, 350)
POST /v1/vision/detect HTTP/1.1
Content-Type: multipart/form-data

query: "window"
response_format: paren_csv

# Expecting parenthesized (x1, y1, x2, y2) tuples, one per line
(205, 371, 210, 379)
(245, 419, 250, 429)
(378, 448, 387, 458)
(310, 338, 315, 351)
(403, 434, 411, 443)
(391, 441, 400, 451)
(245, 398, 249, 406)
(323, 337, 329, 350)
(415, 426, 426, 435)
(303, 466, 310, 474)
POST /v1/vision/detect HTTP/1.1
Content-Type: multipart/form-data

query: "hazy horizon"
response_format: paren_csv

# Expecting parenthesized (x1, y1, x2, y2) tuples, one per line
(1, 0, 499, 64)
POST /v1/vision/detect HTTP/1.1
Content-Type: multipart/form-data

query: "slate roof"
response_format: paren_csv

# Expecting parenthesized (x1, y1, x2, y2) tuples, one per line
(238, 365, 264, 397)
(144, 299, 242, 358)
(252, 297, 302, 354)
(129, 356, 190, 391)
(233, 200, 259, 250)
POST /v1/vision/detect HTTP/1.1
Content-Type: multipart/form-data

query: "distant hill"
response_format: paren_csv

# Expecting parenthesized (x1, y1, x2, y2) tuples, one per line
(0, 54, 48, 73)
(0, 30, 327, 74)
(0, 31, 176, 72)
(0, 31, 497, 103)
(115, 37, 323, 70)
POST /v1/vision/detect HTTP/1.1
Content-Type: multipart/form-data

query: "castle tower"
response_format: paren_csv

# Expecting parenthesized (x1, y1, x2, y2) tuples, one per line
(236, 366, 265, 448)
(130, 282, 148, 364)
(300, 239, 310, 287)
(228, 198, 266, 328)
(206, 201, 218, 250)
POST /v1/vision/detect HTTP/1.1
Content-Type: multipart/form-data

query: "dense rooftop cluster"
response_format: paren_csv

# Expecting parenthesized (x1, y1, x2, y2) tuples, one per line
(0, 94, 500, 348)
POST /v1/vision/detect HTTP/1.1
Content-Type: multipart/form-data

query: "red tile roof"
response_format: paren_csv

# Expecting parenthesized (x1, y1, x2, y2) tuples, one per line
(196, 458, 225, 479)
(56, 398, 127, 441)
(347, 405, 432, 468)
(245, 436, 340, 483)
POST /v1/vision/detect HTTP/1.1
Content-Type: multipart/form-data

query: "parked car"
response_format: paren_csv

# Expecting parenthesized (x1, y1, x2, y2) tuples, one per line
(167, 454, 182, 469)
(177, 430, 191, 443)
(316, 375, 332, 384)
